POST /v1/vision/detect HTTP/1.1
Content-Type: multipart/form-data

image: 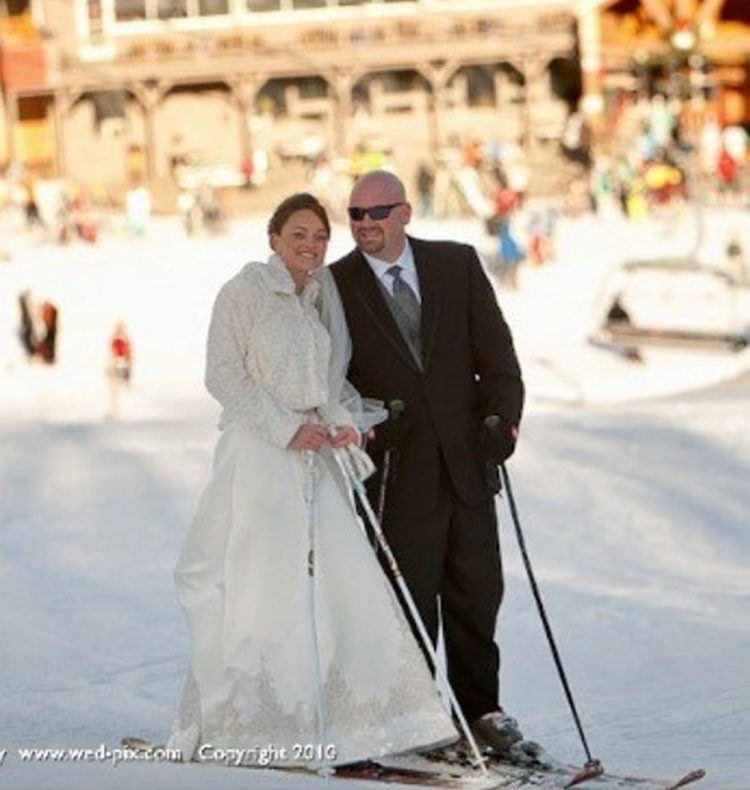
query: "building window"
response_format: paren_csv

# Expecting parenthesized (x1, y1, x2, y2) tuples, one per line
(199, 0, 229, 13)
(113, 0, 414, 21)
(115, 0, 146, 20)
(158, 0, 187, 18)
(87, 0, 102, 23)
(6, 0, 30, 14)
(115, 0, 226, 19)
(246, 0, 280, 9)
(87, 0, 105, 40)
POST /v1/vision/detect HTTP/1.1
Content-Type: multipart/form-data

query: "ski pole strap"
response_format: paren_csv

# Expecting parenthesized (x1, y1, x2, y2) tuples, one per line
(343, 444, 376, 482)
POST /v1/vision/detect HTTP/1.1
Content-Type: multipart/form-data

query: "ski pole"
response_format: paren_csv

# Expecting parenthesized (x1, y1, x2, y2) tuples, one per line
(303, 449, 331, 775)
(485, 423, 603, 785)
(331, 444, 488, 775)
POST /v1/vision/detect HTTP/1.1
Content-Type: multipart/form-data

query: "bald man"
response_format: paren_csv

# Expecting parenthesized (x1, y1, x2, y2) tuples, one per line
(331, 171, 526, 757)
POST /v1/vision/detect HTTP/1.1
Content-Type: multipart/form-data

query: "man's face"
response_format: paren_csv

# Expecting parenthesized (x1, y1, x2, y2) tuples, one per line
(348, 177, 412, 263)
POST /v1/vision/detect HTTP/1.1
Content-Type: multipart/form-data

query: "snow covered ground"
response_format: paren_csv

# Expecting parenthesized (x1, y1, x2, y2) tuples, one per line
(0, 202, 748, 789)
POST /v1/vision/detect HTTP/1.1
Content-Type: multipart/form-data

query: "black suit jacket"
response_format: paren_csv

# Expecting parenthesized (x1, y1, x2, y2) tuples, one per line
(332, 237, 524, 516)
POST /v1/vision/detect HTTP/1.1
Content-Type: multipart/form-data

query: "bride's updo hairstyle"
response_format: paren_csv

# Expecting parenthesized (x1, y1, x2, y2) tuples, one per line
(268, 192, 331, 240)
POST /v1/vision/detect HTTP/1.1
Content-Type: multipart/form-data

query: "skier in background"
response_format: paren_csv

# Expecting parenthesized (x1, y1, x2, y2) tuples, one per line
(110, 322, 133, 384)
(107, 321, 133, 418)
(36, 301, 59, 364)
(18, 291, 37, 359)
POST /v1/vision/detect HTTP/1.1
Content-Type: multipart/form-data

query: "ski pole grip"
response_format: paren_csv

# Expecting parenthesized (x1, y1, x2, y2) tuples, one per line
(482, 414, 517, 466)
(378, 399, 407, 453)
(483, 414, 501, 431)
(388, 399, 406, 420)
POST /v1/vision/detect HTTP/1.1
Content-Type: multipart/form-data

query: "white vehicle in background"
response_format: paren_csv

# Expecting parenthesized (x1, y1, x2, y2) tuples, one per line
(591, 256, 750, 355)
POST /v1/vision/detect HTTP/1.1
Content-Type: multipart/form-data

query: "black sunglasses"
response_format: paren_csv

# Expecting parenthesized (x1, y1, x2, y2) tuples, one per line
(347, 202, 404, 221)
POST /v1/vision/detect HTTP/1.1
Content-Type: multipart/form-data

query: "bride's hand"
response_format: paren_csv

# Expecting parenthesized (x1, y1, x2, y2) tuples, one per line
(288, 424, 330, 451)
(329, 425, 359, 448)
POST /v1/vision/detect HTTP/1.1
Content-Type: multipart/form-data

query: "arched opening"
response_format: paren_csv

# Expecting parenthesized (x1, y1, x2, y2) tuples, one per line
(446, 65, 497, 108)
(256, 76, 330, 118)
(257, 76, 332, 161)
(354, 69, 432, 115)
(528, 60, 571, 144)
(350, 69, 432, 156)
(158, 82, 239, 178)
(66, 90, 143, 184)
(549, 55, 583, 113)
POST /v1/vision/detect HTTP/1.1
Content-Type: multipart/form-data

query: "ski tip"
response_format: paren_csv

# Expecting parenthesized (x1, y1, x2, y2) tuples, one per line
(121, 736, 151, 749)
(564, 759, 605, 788)
(663, 768, 706, 789)
(120, 736, 167, 752)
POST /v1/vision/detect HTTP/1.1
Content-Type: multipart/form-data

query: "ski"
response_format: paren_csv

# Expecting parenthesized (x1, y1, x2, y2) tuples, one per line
(334, 760, 501, 788)
(121, 736, 705, 789)
(122, 736, 163, 751)
(662, 770, 706, 790)
(396, 743, 707, 790)
(485, 754, 706, 790)
(121, 737, 501, 788)
(337, 759, 704, 789)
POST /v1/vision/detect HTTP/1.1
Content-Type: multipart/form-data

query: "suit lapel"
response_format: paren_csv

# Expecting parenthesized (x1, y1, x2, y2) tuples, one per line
(411, 239, 439, 370)
(349, 251, 422, 373)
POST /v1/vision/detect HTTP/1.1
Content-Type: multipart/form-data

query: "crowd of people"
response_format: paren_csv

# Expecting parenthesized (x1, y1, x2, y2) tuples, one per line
(13, 176, 101, 244)
(583, 95, 747, 220)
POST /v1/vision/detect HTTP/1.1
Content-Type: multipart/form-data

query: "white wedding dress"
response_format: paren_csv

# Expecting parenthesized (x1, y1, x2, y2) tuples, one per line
(167, 257, 457, 768)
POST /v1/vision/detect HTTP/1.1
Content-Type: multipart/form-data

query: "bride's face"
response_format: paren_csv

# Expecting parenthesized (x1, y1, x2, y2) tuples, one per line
(271, 209, 329, 287)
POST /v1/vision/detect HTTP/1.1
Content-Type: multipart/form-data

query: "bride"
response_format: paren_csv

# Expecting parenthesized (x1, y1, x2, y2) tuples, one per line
(167, 192, 457, 769)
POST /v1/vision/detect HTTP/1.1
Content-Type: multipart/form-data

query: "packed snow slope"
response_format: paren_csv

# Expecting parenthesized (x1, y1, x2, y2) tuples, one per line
(0, 204, 748, 789)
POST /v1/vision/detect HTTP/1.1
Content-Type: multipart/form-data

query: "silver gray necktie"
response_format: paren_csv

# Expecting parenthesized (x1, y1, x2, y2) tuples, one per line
(386, 265, 421, 335)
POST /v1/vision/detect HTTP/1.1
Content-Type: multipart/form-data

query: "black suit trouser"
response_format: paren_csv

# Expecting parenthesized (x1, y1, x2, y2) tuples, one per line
(378, 464, 504, 723)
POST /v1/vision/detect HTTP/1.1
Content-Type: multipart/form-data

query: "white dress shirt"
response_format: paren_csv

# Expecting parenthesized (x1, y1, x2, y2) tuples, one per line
(363, 242, 422, 304)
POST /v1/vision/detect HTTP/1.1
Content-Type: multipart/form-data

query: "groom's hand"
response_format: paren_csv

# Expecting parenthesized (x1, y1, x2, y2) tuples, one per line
(481, 414, 519, 465)
(372, 399, 408, 451)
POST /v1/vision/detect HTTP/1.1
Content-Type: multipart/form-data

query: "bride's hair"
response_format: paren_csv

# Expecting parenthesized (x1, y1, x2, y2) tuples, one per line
(268, 192, 330, 239)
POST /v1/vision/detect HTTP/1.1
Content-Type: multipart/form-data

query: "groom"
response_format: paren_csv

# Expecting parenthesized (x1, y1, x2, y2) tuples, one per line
(331, 170, 525, 755)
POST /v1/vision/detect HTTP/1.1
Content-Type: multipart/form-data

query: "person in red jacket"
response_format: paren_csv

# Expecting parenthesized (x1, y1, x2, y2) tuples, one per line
(110, 321, 132, 384)
(717, 146, 740, 194)
(37, 301, 59, 364)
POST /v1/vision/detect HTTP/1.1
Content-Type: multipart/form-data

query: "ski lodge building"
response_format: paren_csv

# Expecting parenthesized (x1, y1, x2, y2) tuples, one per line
(0, 0, 747, 189)
(0, 0, 578, 186)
